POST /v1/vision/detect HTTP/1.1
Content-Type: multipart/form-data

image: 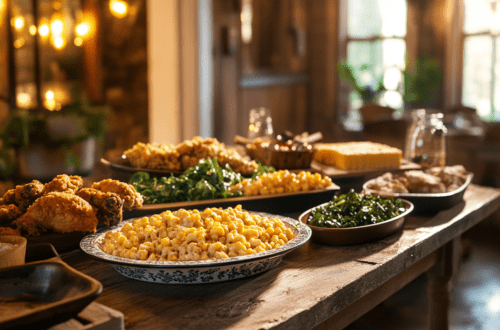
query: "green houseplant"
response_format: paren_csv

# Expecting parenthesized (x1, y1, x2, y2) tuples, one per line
(402, 55, 441, 109)
(0, 93, 109, 180)
(337, 60, 386, 104)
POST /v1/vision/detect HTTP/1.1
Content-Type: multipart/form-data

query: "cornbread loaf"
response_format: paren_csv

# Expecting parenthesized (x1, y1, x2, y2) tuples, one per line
(314, 142, 402, 170)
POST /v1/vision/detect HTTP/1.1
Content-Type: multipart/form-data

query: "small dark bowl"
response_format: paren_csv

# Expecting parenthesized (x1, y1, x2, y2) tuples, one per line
(0, 260, 102, 329)
(298, 199, 413, 246)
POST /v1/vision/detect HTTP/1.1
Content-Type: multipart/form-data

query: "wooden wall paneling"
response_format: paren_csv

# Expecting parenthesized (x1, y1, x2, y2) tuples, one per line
(212, 0, 241, 144)
(307, 0, 339, 141)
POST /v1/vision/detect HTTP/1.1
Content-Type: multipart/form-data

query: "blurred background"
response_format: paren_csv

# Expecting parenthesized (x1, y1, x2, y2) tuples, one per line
(1, 0, 500, 186)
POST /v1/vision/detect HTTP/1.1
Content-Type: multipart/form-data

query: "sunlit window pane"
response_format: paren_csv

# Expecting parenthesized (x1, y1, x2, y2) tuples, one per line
(495, 36, 500, 117)
(348, 0, 406, 38)
(347, 41, 383, 77)
(463, 0, 494, 34)
(382, 38, 406, 68)
(462, 36, 492, 117)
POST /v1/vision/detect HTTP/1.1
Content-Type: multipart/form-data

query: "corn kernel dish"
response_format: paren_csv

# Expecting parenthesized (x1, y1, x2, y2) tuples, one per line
(99, 205, 294, 261)
(80, 207, 311, 283)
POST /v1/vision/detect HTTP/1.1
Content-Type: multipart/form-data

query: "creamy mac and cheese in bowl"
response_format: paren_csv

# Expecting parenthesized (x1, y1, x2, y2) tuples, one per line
(81, 205, 311, 284)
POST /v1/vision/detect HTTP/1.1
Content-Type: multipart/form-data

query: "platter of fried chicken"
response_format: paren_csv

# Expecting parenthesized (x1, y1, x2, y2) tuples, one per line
(362, 165, 473, 214)
(0, 174, 143, 252)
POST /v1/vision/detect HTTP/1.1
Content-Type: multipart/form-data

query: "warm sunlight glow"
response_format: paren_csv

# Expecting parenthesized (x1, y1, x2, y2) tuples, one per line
(75, 22, 90, 37)
(12, 16, 25, 31)
(488, 294, 500, 313)
(240, 0, 253, 43)
(110, 0, 128, 18)
(39, 24, 50, 37)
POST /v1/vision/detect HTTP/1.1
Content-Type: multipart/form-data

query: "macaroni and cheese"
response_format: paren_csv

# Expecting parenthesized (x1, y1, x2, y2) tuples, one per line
(100, 205, 295, 261)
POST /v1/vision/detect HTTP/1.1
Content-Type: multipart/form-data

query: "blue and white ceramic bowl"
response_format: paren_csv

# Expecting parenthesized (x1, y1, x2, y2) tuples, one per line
(80, 212, 311, 284)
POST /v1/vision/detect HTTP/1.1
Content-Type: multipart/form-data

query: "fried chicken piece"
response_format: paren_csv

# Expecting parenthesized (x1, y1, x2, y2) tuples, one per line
(13, 192, 98, 236)
(0, 181, 45, 211)
(0, 227, 21, 236)
(14, 180, 45, 209)
(76, 188, 124, 226)
(0, 189, 16, 205)
(43, 174, 84, 194)
(0, 204, 23, 227)
(91, 179, 143, 210)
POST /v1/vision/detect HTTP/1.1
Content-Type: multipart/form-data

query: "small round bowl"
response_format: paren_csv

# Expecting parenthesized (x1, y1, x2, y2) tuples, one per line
(0, 236, 27, 269)
(298, 199, 414, 246)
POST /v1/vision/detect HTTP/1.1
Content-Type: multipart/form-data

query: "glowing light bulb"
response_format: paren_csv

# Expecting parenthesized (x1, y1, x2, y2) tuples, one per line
(39, 24, 50, 37)
(46, 91, 54, 100)
(29, 25, 37, 35)
(51, 19, 63, 36)
(74, 37, 83, 46)
(12, 16, 24, 31)
(53, 36, 66, 49)
(110, 0, 128, 18)
(75, 23, 89, 37)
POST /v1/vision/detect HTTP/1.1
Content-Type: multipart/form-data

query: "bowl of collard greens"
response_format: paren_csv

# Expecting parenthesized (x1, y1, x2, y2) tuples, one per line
(298, 191, 413, 245)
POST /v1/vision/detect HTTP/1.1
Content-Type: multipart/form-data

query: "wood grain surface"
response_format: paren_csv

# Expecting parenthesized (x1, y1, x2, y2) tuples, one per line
(60, 184, 500, 330)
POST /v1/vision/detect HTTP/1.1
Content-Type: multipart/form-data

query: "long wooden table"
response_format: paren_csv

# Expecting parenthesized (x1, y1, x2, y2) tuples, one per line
(62, 184, 500, 330)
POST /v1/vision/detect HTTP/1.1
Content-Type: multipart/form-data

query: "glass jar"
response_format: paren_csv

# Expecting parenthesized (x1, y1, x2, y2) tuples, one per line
(248, 107, 274, 140)
(407, 112, 447, 168)
(404, 109, 426, 160)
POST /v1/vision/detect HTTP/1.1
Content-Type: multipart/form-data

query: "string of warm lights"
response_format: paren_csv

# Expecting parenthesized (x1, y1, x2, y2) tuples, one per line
(4, 0, 130, 111)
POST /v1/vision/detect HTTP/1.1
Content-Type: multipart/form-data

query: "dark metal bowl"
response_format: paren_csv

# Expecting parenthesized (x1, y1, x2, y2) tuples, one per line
(363, 173, 473, 215)
(298, 199, 413, 246)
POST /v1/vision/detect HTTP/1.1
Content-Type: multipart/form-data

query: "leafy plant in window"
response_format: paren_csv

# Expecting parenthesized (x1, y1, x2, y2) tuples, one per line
(337, 60, 386, 104)
(402, 55, 441, 108)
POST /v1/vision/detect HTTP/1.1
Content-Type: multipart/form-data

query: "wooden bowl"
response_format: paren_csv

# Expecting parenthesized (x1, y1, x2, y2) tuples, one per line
(0, 236, 27, 269)
(298, 199, 414, 246)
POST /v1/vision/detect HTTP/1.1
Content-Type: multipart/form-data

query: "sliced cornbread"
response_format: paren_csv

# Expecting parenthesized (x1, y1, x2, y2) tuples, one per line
(314, 142, 402, 170)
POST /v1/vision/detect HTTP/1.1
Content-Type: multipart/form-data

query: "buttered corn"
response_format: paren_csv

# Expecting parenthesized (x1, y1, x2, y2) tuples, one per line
(100, 205, 295, 261)
(229, 170, 333, 196)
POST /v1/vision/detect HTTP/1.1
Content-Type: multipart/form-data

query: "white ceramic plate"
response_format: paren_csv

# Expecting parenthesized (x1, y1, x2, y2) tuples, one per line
(80, 212, 311, 284)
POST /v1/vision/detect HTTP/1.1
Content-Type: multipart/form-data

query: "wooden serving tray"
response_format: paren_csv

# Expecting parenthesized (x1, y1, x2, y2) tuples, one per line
(311, 159, 421, 179)
(124, 185, 340, 218)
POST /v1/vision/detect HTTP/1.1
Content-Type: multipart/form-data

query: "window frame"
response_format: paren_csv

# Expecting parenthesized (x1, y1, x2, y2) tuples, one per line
(337, 0, 416, 121)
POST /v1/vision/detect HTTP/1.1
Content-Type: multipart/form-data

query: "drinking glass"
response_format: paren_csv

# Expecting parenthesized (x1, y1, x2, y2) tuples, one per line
(406, 111, 447, 168)
(248, 107, 274, 140)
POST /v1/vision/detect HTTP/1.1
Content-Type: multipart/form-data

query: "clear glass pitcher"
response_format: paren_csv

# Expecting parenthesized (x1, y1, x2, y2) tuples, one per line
(405, 110, 447, 168)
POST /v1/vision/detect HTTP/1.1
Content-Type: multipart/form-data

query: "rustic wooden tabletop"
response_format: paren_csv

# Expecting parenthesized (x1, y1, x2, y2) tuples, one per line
(61, 184, 500, 330)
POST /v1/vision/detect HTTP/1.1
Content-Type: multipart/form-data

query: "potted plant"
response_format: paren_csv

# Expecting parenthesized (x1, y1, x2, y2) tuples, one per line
(337, 60, 386, 104)
(402, 55, 441, 109)
(0, 93, 109, 181)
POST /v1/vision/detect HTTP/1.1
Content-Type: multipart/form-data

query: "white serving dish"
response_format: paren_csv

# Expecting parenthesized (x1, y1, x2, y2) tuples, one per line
(80, 212, 311, 284)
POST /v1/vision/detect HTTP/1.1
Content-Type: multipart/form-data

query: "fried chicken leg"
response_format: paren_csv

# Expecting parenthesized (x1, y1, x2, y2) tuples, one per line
(0, 180, 44, 211)
(91, 179, 143, 210)
(14, 192, 98, 236)
(76, 188, 124, 226)
(0, 204, 23, 227)
(43, 174, 84, 194)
